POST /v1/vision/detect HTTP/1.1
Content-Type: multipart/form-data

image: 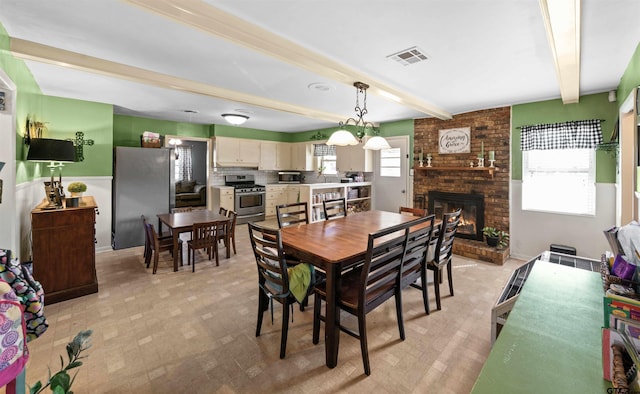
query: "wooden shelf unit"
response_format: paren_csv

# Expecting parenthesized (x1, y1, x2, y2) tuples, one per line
(414, 166, 500, 178)
(31, 196, 98, 304)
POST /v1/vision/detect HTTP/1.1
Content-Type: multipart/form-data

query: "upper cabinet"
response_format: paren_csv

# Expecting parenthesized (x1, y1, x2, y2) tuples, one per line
(336, 144, 373, 172)
(259, 141, 291, 170)
(215, 137, 260, 167)
(290, 142, 314, 171)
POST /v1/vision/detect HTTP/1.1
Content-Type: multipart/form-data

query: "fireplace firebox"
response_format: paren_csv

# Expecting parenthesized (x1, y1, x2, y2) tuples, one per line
(428, 191, 484, 240)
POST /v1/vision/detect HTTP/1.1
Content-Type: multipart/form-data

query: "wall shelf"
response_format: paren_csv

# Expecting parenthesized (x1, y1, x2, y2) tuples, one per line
(413, 166, 500, 178)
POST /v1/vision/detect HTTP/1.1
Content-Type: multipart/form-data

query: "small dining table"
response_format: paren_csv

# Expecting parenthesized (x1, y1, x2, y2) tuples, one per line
(280, 210, 424, 368)
(157, 210, 231, 272)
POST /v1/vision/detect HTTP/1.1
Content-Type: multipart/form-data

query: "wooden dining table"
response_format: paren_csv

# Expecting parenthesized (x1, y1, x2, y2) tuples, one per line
(157, 210, 231, 272)
(280, 210, 425, 368)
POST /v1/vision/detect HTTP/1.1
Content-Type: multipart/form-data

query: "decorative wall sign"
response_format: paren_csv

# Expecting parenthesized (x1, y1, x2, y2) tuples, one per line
(438, 127, 470, 154)
(68, 131, 94, 162)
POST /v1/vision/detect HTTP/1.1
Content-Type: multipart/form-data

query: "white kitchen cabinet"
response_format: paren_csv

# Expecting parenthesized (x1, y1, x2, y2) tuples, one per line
(265, 184, 301, 217)
(276, 143, 292, 170)
(299, 182, 372, 222)
(215, 137, 260, 167)
(336, 143, 373, 172)
(211, 186, 235, 212)
(290, 142, 314, 171)
(259, 141, 291, 170)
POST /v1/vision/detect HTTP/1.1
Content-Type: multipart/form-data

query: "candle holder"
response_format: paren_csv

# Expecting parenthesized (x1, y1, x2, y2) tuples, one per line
(419, 160, 424, 168)
(477, 157, 485, 168)
(469, 161, 474, 168)
(489, 159, 496, 168)
(426, 157, 432, 167)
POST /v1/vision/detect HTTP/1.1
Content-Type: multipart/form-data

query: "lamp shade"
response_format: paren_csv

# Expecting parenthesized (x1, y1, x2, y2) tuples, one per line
(27, 138, 75, 162)
(362, 136, 391, 150)
(326, 130, 359, 146)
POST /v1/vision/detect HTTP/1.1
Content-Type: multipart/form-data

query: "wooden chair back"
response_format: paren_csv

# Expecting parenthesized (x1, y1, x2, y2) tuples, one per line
(219, 207, 229, 216)
(248, 223, 290, 299)
(188, 221, 226, 270)
(432, 208, 462, 269)
(323, 198, 347, 220)
(400, 214, 436, 290)
(145, 221, 182, 274)
(399, 206, 428, 217)
(276, 202, 309, 228)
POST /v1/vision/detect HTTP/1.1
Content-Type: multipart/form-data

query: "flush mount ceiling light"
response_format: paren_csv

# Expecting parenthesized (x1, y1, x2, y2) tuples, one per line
(221, 113, 249, 126)
(326, 82, 391, 150)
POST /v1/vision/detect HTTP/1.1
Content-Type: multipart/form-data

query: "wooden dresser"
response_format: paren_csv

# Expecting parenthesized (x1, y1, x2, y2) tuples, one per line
(31, 196, 98, 304)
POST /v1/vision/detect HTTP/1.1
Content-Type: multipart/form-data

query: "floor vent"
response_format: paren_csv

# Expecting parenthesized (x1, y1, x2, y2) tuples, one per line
(387, 46, 428, 66)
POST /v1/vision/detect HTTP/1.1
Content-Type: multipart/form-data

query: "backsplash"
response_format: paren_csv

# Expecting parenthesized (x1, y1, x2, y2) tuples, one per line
(209, 167, 371, 186)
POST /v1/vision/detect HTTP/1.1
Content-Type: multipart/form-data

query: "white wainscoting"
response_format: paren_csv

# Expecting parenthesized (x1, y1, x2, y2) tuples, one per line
(510, 181, 615, 260)
(17, 177, 113, 260)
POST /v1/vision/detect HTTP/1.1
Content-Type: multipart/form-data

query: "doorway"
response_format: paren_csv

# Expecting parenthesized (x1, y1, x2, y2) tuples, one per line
(373, 135, 410, 212)
(165, 135, 212, 209)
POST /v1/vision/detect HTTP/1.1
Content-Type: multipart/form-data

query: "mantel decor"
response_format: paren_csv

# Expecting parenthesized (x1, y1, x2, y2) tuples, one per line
(438, 127, 470, 154)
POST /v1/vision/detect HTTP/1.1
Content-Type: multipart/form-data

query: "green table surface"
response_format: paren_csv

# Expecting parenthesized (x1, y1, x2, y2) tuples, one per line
(471, 261, 610, 393)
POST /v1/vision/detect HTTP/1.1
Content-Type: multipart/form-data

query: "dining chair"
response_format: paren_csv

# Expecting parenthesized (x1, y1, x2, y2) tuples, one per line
(171, 207, 193, 213)
(426, 208, 462, 310)
(187, 221, 226, 272)
(248, 222, 315, 359)
(141, 214, 173, 267)
(145, 221, 183, 274)
(399, 206, 428, 217)
(219, 207, 228, 216)
(217, 210, 238, 255)
(400, 214, 436, 315)
(323, 198, 347, 220)
(276, 202, 309, 228)
(312, 220, 413, 375)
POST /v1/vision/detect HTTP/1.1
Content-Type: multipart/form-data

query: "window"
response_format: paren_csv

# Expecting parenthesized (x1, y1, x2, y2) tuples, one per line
(317, 155, 337, 175)
(522, 148, 595, 215)
(380, 148, 401, 177)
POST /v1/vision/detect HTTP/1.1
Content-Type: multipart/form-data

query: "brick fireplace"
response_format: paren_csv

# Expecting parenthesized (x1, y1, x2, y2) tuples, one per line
(414, 107, 510, 264)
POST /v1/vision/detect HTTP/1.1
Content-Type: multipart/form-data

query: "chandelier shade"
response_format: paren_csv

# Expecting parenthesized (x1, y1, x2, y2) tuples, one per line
(326, 129, 359, 146)
(362, 136, 391, 150)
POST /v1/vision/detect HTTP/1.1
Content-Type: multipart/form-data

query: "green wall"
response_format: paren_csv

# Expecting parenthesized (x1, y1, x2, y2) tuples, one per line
(511, 92, 619, 183)
(617, 42, 640, 105)
(113, 114, 211, 146)
(40, 95, 113, 176)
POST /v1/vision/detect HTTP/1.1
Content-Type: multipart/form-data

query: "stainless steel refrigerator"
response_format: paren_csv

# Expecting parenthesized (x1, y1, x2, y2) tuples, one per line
(112, 147, 174, 249)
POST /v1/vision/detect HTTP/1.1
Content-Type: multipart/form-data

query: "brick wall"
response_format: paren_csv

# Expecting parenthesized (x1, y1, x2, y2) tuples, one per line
(413, 107, 510, 234)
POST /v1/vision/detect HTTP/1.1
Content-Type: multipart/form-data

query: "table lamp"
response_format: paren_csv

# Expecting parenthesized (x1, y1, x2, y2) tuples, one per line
(27, 138, 76, 209)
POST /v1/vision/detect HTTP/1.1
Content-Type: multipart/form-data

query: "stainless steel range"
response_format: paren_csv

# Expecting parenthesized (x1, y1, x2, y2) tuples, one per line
(225, 175, 266, 224)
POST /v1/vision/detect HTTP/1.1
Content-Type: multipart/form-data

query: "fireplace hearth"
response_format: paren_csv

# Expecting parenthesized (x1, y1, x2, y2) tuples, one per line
(428, 191, 484, 240)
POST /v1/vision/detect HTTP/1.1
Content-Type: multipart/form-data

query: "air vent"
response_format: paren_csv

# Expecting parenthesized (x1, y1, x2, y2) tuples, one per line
(387, 46, 428, 66)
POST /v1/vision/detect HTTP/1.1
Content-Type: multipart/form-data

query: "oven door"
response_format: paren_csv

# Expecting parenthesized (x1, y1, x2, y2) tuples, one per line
(235, 192, 265, 216)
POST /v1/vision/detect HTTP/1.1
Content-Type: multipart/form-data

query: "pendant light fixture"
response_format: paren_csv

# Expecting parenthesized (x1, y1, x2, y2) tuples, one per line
(326, 82, 391, 150)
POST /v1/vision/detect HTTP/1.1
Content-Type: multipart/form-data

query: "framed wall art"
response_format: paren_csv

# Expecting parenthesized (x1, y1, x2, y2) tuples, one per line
(438, 127, 470, 154)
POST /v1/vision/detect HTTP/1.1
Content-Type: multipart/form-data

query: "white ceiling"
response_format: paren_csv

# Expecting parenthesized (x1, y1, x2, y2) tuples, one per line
(1, 0, 639, 132)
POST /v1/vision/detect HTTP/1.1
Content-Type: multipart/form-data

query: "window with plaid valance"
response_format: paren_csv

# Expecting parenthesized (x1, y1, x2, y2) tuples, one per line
(520, 119, 603, 150)
(313, 143, 336, 156)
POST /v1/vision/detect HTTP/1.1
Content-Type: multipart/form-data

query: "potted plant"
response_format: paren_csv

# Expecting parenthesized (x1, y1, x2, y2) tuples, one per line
(67, 182, 87, 198)
(482, 226, 509, 249)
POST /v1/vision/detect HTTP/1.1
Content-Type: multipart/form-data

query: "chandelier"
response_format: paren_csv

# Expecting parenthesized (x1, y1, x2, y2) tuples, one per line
(326, 82, 391, 150)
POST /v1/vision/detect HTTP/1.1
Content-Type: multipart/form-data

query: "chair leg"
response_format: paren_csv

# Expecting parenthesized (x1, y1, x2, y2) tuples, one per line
(152, 251, 159, 275)
(232, 235, 236, 255)
(421, 266, 430, 315)
(214, 242, 220, 267)
(312, 294, 321, 345)
(280, 301, 290, 359)
(192, 251, 195, 273)
(434, 268, 442, 311)
(358, 312, 371, 376)
(395, 290, 405, 341)
(447, 263, 454, 296)
(187, 246, 192, 266)
(144, 248, 152, 268)
(256, 289, 266, 337)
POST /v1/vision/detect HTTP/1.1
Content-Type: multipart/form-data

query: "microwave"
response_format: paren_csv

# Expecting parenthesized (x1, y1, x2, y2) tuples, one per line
(278, 171, 302, 184)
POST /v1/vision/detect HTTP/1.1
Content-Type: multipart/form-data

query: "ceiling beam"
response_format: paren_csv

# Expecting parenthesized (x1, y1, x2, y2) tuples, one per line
(539, 0, 581, 104)
(125, 0, 453, 120)
(9, 37, 346, 124)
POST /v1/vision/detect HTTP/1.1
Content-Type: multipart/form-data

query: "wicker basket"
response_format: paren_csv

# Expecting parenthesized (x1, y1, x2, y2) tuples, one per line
(140, 135, 162, 148)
